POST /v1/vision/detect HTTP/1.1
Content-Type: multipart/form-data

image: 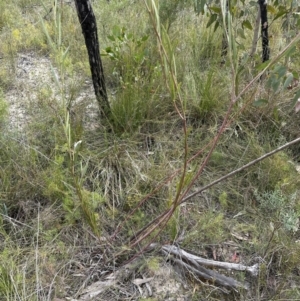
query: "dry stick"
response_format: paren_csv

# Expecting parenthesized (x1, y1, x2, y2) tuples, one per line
(171, 257, 247, 291)
(161, 245, 259, 277)
(180, 136, 300, 205)
(161, 245, 250, 291)
(118, 58, 300, 271)
(130, 109, 236, 247)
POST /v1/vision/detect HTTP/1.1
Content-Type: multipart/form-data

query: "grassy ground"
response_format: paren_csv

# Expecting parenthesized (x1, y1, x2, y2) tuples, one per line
(1, 0, 300, 300)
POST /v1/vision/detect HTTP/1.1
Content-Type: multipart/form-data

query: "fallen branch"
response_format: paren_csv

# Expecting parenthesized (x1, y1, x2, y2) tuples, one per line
(171, 256, 248, 291)
(162, 245, 259, 276)
(69, 243, 257, 300)
(161, 244, 260, 291)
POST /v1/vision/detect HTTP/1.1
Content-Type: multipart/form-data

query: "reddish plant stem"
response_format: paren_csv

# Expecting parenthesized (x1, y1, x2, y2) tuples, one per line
(180, 136, 300, 205)
(113, 3, 300, 252)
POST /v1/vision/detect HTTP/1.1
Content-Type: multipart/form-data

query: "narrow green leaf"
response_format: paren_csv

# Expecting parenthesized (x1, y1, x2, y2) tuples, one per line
(112, 25, 120, 37)
(272, 79, 281, 92)
(256, 60, 270, 72)
(194, 0, 206, 15)
(292, 89, 300, 106)
(213, 20, 220, 32)
(274, 10, 287, 21)
(267, 5, 276, 14)
(274, 65, 287, 78)
(50, 63, 60, 88)
(284, 45, 296, 57)
(211, 6, 221, 13)
(292, 70, 299, 80)
(141, 35, 149, 41)
(249, 1, 257, 5)
(39, 15, 55, 51)
(253, 99, 268, 107)
(105, 46, 113, 53)
(57, 9, 62, 47)
(80, 160, 90, 181)
(283, 73, 294, 89)
(107, 35, 115, 41)
(39, 0, 49, 14)
(62, 46, 70, 61)
(242, 20, 252, 30)
(206, 13, 218, 28)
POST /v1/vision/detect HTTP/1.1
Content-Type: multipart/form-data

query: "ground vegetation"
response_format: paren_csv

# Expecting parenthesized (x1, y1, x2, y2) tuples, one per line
(1, 0, 300, 300)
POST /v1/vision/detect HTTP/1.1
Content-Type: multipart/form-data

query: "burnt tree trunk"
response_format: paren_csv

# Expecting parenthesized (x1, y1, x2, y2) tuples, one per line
(74, 0, 111, 118)
(259, 0, 270, 62)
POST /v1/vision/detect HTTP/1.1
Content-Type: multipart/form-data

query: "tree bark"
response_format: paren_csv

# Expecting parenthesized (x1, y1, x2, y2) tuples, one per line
(74, 0, 111, 118)
(259, 0, 270, 62)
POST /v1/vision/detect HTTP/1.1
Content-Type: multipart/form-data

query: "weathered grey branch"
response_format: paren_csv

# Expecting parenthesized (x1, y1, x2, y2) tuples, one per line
(162, 245, 259, 276)
(171, 257, 248, 291)
(161, 245, 254, 291)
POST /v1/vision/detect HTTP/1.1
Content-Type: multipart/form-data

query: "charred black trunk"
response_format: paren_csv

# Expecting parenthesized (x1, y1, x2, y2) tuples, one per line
(259, 0, 270, 62)
(74, 0, 111, 118)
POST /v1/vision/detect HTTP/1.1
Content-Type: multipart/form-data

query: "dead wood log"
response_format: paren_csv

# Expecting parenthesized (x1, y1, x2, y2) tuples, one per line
(161, 244, 260, 291)
(171, 256, 248, 291)
(162, 245, 259, 276)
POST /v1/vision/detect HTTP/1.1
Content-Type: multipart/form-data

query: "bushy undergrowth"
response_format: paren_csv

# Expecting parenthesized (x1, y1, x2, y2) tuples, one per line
(0, 0, 300, 300)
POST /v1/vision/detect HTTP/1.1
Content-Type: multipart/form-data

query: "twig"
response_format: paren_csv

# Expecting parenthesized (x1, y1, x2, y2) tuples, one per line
(180, 136, 300, 205)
